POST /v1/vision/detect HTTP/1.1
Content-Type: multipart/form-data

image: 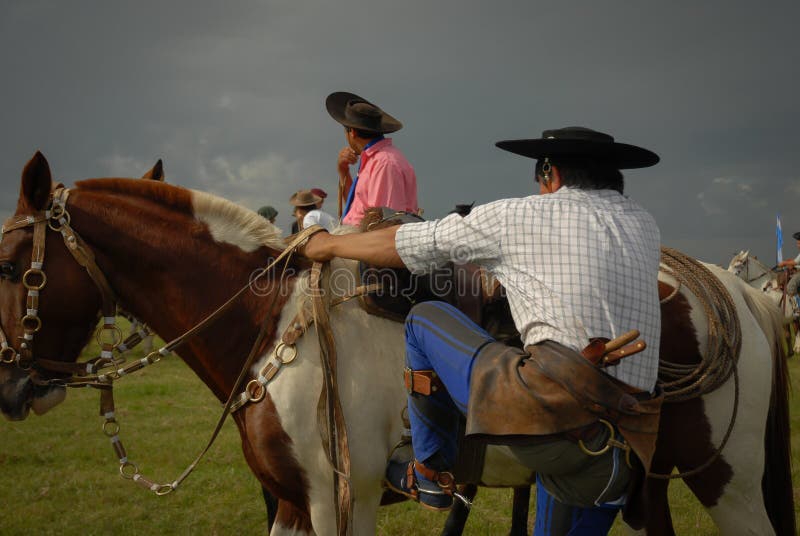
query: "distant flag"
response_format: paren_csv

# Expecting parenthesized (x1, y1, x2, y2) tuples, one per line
(777, 214, 783, 264)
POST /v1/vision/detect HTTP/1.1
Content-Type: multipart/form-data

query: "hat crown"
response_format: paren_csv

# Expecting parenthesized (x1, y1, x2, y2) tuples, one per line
(290, 190, 322, 207)
(345, 100, 383, 131)
(326, 91, 403, 134)
(542, 126, 614, 144)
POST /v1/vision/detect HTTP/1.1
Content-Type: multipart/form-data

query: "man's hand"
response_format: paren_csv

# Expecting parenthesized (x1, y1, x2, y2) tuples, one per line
(297, 226, 405, 268)
(337, 147, 358, 174)
(300, 232, 334, 262)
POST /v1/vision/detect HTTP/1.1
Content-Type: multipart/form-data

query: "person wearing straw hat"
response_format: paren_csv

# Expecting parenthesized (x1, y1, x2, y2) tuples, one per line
(290, 189, 336, 232)
(326, 92, 418, 226)
(301, 126, 662, 529)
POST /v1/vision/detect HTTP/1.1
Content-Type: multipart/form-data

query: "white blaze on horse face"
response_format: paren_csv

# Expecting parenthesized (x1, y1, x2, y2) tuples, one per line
(190, 190, 284, 253)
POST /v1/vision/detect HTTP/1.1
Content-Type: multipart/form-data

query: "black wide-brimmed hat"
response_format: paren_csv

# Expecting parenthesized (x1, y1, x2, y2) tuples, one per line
(326, 91, 403, 134)
(495, 126, 659, 169)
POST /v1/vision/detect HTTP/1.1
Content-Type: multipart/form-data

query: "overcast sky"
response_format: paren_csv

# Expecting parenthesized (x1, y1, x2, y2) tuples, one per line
(2, 1, 798, 266)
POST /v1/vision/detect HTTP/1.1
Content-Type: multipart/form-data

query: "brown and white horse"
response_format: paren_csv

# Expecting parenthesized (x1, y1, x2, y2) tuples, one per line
(0, 153, 793, 535)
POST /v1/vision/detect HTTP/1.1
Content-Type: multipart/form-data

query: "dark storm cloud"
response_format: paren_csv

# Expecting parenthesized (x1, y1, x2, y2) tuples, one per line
(1, 0, 798, 264)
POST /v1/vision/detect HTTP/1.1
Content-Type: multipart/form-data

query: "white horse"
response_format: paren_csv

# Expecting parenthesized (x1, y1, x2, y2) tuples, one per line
(728, 250, 800, 354)
(727, 250, 776, 290)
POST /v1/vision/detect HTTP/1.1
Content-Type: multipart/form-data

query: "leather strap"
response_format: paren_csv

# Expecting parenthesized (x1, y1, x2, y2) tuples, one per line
(413, 460, 455, 494)
(310, 261, 352, 536)
(404, 368, 444, 395)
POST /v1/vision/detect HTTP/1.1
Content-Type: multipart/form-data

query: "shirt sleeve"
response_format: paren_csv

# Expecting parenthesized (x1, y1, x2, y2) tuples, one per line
(395, 200, 506, 274)
(303, 211, 320, 228)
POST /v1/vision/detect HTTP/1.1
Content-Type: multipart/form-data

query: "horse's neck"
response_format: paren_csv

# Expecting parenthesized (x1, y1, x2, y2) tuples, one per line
(69, 189, 288, 400)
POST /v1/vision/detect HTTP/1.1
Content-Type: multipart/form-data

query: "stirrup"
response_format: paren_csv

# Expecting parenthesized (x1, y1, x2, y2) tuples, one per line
(384, 459, 455, 512)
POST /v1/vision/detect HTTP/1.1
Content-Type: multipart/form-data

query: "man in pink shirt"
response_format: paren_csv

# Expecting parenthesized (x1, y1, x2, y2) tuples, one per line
(326, 92, 418, 226)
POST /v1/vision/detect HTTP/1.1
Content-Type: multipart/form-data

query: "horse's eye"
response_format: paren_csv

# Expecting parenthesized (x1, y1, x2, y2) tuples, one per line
(0, 261, 18, 280)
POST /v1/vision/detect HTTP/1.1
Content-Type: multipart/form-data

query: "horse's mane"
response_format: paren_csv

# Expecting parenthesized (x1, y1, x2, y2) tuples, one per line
(75, 178, 284, 252)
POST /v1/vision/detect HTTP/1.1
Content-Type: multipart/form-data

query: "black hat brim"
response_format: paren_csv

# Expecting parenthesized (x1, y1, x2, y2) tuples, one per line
(495, 139, 659, 169)
(326, 91, 403, 134)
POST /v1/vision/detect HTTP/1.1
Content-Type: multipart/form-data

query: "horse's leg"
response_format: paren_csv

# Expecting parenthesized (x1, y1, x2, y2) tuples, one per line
(509, 486, 531, 536)
(270, 499, 315, 536)
(262, 487, 278, 532)
(440, 484, 478, 536)
(678, 394, 774, 534)
(640, 477, 674, 536)
(638, 398, 688, 536)
(234, 399, 316, 534)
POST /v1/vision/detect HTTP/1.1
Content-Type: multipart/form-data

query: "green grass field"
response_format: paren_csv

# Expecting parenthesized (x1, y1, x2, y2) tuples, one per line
(0, 328, 798, 535)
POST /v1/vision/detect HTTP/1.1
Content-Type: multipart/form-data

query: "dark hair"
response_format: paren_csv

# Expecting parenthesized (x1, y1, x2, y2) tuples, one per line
(535, 158, 625, 193)
(348, 127, 381, 140)
(296, 204, 317, 214)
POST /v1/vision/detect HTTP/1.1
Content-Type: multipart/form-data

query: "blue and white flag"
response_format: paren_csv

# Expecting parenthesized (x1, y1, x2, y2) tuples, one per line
(777, 214, 784, 264)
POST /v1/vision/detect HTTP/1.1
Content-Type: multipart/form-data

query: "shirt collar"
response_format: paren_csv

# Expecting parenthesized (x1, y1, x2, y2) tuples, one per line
(362, 136, 389, 157)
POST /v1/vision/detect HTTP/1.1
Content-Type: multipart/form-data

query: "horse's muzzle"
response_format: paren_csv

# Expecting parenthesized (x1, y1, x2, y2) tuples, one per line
(0, 367, 66, 420)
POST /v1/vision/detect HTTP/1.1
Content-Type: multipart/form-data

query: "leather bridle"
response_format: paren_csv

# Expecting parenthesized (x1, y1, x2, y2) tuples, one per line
(0, 187, 122, 377)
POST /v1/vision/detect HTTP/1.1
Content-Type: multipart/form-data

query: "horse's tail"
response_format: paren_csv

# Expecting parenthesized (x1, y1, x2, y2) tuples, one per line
(740, 286, 796, 536)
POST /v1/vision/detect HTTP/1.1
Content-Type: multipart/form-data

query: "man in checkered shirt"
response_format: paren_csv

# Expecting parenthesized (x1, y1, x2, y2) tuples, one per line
(302, 127, 663, 529)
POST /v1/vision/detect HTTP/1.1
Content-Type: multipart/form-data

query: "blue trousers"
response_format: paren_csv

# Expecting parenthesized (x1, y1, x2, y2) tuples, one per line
(533, 476, 621, 535)
(404, 301, 494, 467)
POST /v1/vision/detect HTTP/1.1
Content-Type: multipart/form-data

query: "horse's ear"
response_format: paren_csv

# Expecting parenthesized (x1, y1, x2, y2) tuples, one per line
(142, 159, 165, 181)
(19, 151, 53, 212)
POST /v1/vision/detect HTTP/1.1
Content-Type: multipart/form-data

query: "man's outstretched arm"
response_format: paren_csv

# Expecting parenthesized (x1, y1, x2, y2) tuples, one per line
(300, 226, 405, 268)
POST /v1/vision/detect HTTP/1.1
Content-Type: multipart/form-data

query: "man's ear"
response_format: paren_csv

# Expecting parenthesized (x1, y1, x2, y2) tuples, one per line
(548, 165, 563, 191)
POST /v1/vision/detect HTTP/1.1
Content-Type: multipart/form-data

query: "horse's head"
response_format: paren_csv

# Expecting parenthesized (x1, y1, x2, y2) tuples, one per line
(0, 152, 103, 420)
(727, 250, 750, 277)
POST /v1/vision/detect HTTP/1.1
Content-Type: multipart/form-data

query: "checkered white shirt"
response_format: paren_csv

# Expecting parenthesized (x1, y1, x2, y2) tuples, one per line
(395, 187, 661, 391)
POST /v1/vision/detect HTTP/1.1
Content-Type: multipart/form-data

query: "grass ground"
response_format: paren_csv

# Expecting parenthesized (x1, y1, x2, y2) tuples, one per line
(0, 326, 798, 535)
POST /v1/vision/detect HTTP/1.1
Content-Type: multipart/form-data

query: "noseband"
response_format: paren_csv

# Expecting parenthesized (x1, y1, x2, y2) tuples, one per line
(0, 188, 121, 375)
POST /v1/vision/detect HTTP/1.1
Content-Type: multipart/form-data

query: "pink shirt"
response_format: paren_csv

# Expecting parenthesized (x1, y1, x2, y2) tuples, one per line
(342, 138, 418, 226)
